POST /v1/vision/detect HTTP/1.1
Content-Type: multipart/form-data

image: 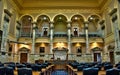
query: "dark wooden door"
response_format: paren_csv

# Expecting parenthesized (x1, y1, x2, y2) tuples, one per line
(94, 53, 101, 62)
(20, 53, 27, 63)
(109, 51, 114, 64)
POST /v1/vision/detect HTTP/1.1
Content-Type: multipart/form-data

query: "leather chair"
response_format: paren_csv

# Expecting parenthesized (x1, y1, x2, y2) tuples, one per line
(18, 68, 32, 75)
(117, 65, 120, 69)
(5, 66, 14, 75)
(0, 67, 5, 75)
(83, 68, 99, 75)
(104, 64, 113, 70)
(31, 64, 42, 71)
(77, 65, 84, 71)
(106, 68, 120, 75)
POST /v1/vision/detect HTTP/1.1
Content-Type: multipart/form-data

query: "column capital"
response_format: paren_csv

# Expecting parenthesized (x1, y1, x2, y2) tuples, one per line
(67, 21, 71, 29)
(67, 21, 72, 23)
(99, 20, 105, 25)
(84, 21, 89, 29)
(49, 21, 54, 24)
(50, 21, 54, 29)
(32, 22, 37, 29)
(84, 21, 89, 24)
(32, 22, 37, 24)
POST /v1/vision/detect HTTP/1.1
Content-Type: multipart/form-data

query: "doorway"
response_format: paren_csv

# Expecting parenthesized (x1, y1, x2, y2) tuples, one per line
(109, 51, 114, 64)
(20, 53, 28, 63)
(43, 28, 48, 36)
(74, 28, 78, 36)
(94, 53, 101, 62)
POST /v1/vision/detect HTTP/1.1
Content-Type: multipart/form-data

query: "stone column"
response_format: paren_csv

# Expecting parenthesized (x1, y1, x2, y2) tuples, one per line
(67, 21, 71, 53)
(29, 22, 37, 63)
(0, 10, 12, 62)
(50, 22, 54, 53)
(109, 8, 120, 64)
(84, 21, 89, 54)
(31, 22, 37, 54)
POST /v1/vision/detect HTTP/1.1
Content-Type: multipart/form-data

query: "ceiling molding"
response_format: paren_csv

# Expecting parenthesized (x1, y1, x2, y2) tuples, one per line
(12, 0, 108, 11)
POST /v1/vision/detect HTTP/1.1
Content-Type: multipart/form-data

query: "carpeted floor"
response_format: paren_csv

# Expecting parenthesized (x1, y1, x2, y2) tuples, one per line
(52, 70, 68, 75)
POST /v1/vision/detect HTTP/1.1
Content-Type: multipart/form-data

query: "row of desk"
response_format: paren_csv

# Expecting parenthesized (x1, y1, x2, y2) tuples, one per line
(67, 65, 106, 75)
(14, 64, 54, 75)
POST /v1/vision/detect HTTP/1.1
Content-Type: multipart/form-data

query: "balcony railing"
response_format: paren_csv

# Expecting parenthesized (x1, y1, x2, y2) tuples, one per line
(72, 32, 102, 38)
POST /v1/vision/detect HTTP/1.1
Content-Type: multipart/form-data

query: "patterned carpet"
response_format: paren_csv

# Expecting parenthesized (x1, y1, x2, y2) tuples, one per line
(52, 70, 68, 75)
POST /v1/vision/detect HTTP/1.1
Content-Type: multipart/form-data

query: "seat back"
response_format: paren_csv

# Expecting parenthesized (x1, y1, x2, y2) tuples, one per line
(83, 68, 99, 75)
(0, 67, 5, 75)
(18, 68, 32, 75)
(5, 67, 14, 75)
(106, 68, 120, 75)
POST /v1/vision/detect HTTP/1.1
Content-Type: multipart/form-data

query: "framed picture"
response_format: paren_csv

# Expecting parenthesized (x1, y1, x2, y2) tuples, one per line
(39, 47, 45, 53)
(77, 47, 82, 53)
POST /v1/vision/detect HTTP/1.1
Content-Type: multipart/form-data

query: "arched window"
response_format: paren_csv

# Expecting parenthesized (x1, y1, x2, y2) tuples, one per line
(37, 15, 50, 37)
(20, 15, 33, 37)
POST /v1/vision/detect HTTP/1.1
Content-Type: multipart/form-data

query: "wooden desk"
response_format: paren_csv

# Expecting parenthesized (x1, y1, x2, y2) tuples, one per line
(14, 65, 54, 75)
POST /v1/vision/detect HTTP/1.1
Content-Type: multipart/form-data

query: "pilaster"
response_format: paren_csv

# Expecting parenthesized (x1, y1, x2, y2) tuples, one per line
(50, 21, 54, 53)
(67, 21, 71, 53)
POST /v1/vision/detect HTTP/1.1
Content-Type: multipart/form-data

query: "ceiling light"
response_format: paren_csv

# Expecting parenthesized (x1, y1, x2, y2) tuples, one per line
(75, 17, 78, 20)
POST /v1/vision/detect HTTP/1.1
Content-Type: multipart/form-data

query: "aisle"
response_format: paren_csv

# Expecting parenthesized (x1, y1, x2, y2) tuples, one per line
(52, 70, 68, 75)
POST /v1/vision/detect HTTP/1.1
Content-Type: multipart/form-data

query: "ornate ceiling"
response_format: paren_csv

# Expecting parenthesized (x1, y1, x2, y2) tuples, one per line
(13, 0, 108, 9)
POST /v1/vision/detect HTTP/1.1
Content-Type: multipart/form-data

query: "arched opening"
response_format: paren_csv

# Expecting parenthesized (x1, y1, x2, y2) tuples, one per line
(71, 15, 84, 36)
(20, 15, 33, 37)
(54, 15, 67, 33)
(37, 15, 50, 37)
(88, 15, 100, 32)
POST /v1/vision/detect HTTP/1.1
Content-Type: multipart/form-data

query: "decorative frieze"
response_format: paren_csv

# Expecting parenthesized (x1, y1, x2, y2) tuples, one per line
(4, 9, 12, 17)
(109, 8, 117, 16)
(21, 8, 101, 14)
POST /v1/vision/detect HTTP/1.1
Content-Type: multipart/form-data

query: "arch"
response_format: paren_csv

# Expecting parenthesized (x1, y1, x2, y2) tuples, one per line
(87, 14, 101, 21)
(70, 14, 85, 36)
(70, 14, 86, 21)
(87, 14, 101, 32)
(36, 15, 50, 36)
(36, 15, 50, 24)
(53, 14, 68, 33)
(19, 14, 34, 21)
(52, 13, 68, 21)
(35, 14, 51, 22)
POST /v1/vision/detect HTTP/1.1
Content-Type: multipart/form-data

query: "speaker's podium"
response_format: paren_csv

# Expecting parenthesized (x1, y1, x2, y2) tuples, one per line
(52, 47, 68, 70)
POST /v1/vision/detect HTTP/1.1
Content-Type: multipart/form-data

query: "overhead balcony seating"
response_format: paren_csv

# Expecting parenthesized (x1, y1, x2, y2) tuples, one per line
(53, 33, 68, 37)
(20, 33, 32, 38)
